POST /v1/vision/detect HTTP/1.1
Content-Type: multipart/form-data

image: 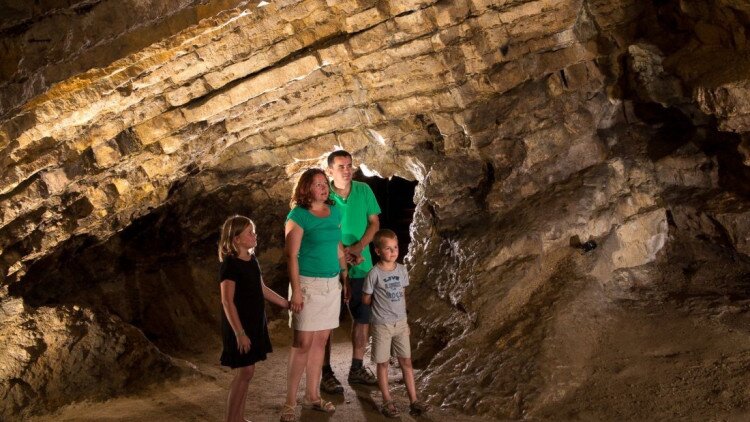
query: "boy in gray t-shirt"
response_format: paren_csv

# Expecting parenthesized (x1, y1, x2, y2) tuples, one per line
(363, 229, 430, 418)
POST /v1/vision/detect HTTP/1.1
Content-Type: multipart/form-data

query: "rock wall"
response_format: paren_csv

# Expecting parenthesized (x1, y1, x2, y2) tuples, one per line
(1, 0, 750, 419)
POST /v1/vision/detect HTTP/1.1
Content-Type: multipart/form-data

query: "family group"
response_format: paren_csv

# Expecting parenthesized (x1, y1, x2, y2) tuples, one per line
(216, 150, 430, 421)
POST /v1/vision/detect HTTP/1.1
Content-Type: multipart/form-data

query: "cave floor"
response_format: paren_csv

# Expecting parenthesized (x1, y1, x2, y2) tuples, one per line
(29, 319, 488, 422)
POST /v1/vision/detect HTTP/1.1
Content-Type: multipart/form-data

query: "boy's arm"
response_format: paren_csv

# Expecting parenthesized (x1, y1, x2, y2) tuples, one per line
(362, 272, 374, 305)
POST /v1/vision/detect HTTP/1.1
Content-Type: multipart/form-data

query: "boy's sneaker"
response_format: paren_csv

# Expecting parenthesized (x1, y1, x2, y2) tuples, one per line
(409, 400, 431, 416)
(347, 366, 377, 385)
(320, 371, 344, 394)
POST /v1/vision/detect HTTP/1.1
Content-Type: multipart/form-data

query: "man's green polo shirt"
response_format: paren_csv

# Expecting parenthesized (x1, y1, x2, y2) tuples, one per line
(329, 180, 381, 278)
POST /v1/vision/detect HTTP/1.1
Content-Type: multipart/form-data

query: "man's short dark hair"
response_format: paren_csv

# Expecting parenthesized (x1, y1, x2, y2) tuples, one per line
(327, 150, 352, 167)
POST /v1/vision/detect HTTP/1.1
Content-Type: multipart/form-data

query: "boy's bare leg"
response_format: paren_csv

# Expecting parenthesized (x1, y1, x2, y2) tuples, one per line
(376, 362, 392, 402)
(398, 357, 417, 403)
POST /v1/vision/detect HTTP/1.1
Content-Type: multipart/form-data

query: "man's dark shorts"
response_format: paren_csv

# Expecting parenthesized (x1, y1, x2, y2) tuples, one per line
(347, 277, 371, 325)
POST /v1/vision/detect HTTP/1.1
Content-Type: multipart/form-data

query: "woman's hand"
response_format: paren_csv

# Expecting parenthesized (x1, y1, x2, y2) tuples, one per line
(237, 333, 251, 354)
(290, 290, 304, 313)
(343, 282, 351, 304)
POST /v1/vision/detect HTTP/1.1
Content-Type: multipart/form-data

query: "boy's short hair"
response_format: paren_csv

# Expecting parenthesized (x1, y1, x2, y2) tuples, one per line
(327, 149, 352, 167)
(373, 229, 398, 249)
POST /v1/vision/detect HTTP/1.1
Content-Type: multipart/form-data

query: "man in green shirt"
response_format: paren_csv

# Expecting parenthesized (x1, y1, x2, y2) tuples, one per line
(321, 150, 381, 393)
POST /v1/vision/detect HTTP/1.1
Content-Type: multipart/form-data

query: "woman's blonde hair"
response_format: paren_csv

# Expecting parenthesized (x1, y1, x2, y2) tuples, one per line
(218, 215, 254, 262)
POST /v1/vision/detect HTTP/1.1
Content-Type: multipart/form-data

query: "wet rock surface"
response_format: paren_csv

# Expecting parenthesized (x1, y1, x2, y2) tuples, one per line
(1, 0, 750, 420)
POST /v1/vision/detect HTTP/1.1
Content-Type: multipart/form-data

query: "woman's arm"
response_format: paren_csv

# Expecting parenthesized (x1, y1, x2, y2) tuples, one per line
(220, 280, 251, 353)
(338, 241, 350, 303)
(262, 277, 289, 309)
(285, 220, 304, 313)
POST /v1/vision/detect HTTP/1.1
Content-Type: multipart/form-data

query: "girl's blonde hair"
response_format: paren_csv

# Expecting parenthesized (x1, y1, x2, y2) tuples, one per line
(218, 215, 255, 262)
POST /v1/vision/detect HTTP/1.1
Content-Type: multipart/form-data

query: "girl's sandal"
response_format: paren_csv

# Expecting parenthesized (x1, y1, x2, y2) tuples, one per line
(279, 404, 296, 422)
(302, 398, 336, 413)
(381, 400, 401, 418)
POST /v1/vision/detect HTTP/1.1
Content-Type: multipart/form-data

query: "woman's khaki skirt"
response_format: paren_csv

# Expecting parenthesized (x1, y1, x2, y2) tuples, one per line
(289, 275, 341, 331)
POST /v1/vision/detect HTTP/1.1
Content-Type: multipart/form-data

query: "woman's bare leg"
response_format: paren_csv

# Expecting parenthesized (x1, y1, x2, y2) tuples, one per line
(285, 330, 314, 407)
(304, 329, 331, 402)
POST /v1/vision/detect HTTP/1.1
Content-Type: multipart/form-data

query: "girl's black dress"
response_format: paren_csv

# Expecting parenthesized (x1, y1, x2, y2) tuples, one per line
(219, 255, 272, 368)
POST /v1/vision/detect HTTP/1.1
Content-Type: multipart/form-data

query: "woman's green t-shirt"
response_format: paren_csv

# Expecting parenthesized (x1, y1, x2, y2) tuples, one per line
(287, 205, 342, 277)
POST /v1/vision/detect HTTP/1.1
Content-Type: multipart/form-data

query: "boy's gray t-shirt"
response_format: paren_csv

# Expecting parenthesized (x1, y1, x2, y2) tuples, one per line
(363, 263, 409, 324)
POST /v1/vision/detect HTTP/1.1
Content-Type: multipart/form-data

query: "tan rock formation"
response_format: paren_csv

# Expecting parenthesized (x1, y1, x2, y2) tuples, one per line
(0, 296, 184, 420)
(1, 0, 750, 420)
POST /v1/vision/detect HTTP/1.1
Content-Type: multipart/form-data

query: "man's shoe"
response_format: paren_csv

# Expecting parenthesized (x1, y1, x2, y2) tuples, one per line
(320, 371, 344, 394)
(347, 366, 377, 385)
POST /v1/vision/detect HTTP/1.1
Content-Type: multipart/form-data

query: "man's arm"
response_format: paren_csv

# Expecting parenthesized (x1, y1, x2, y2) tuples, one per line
(348, 214, 380, 256)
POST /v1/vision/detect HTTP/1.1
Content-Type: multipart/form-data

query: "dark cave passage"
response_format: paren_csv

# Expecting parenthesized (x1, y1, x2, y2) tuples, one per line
(354, 170, 418, 264)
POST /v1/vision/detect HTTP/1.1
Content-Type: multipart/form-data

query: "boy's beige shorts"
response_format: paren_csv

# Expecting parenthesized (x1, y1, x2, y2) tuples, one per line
(371, 319, 411, 363)
(289, 275, 341, 331)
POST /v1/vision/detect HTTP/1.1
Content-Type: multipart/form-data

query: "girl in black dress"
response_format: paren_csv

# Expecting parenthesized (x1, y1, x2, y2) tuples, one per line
(219, 215, 288, 422)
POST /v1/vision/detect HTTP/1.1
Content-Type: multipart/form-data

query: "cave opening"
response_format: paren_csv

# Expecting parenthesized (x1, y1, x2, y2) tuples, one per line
(353, 169, 418, 264)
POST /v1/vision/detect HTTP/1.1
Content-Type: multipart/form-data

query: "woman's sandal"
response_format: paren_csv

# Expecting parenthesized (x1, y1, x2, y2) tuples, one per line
(380, 400, 401, 418)
(302, 398, 336, 413)
(279, 404, 296, 422)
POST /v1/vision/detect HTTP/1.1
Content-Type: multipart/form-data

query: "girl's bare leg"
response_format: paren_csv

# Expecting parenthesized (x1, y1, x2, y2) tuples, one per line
(398, 357, 417, 402)
(304, 329, 331, 402)
(376, 362, 391, 402)
(226, 365, 255, 422)
(286, 330, 314, 407)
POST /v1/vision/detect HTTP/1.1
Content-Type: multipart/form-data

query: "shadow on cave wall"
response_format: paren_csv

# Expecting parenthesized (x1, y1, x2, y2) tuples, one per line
(598, 0, 750, 199)
(10, 170, 290, 353)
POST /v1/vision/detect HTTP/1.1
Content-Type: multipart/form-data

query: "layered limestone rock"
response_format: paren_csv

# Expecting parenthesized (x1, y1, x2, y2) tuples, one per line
(1, 0, 750, 420)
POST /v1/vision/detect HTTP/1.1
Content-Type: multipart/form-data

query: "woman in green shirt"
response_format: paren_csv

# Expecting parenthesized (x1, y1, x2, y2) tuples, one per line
(281, 168, 350, 421)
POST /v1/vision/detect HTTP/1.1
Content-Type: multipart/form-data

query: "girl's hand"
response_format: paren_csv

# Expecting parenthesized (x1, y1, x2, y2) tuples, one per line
(290, 290, 304, 313)
(237, 334, 251, 354)
(282, 299, 291, 310)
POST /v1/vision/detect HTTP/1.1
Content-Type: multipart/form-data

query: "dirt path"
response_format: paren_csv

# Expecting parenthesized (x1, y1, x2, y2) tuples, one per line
(30, 321, 490, 422)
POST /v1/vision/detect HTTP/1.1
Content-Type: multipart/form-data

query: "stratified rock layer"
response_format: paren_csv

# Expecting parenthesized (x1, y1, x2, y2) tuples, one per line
(1, 0, 750, 419)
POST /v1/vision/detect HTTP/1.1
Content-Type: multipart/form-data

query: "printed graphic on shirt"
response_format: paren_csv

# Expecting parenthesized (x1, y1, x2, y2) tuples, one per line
(383, 276, 404, 302)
